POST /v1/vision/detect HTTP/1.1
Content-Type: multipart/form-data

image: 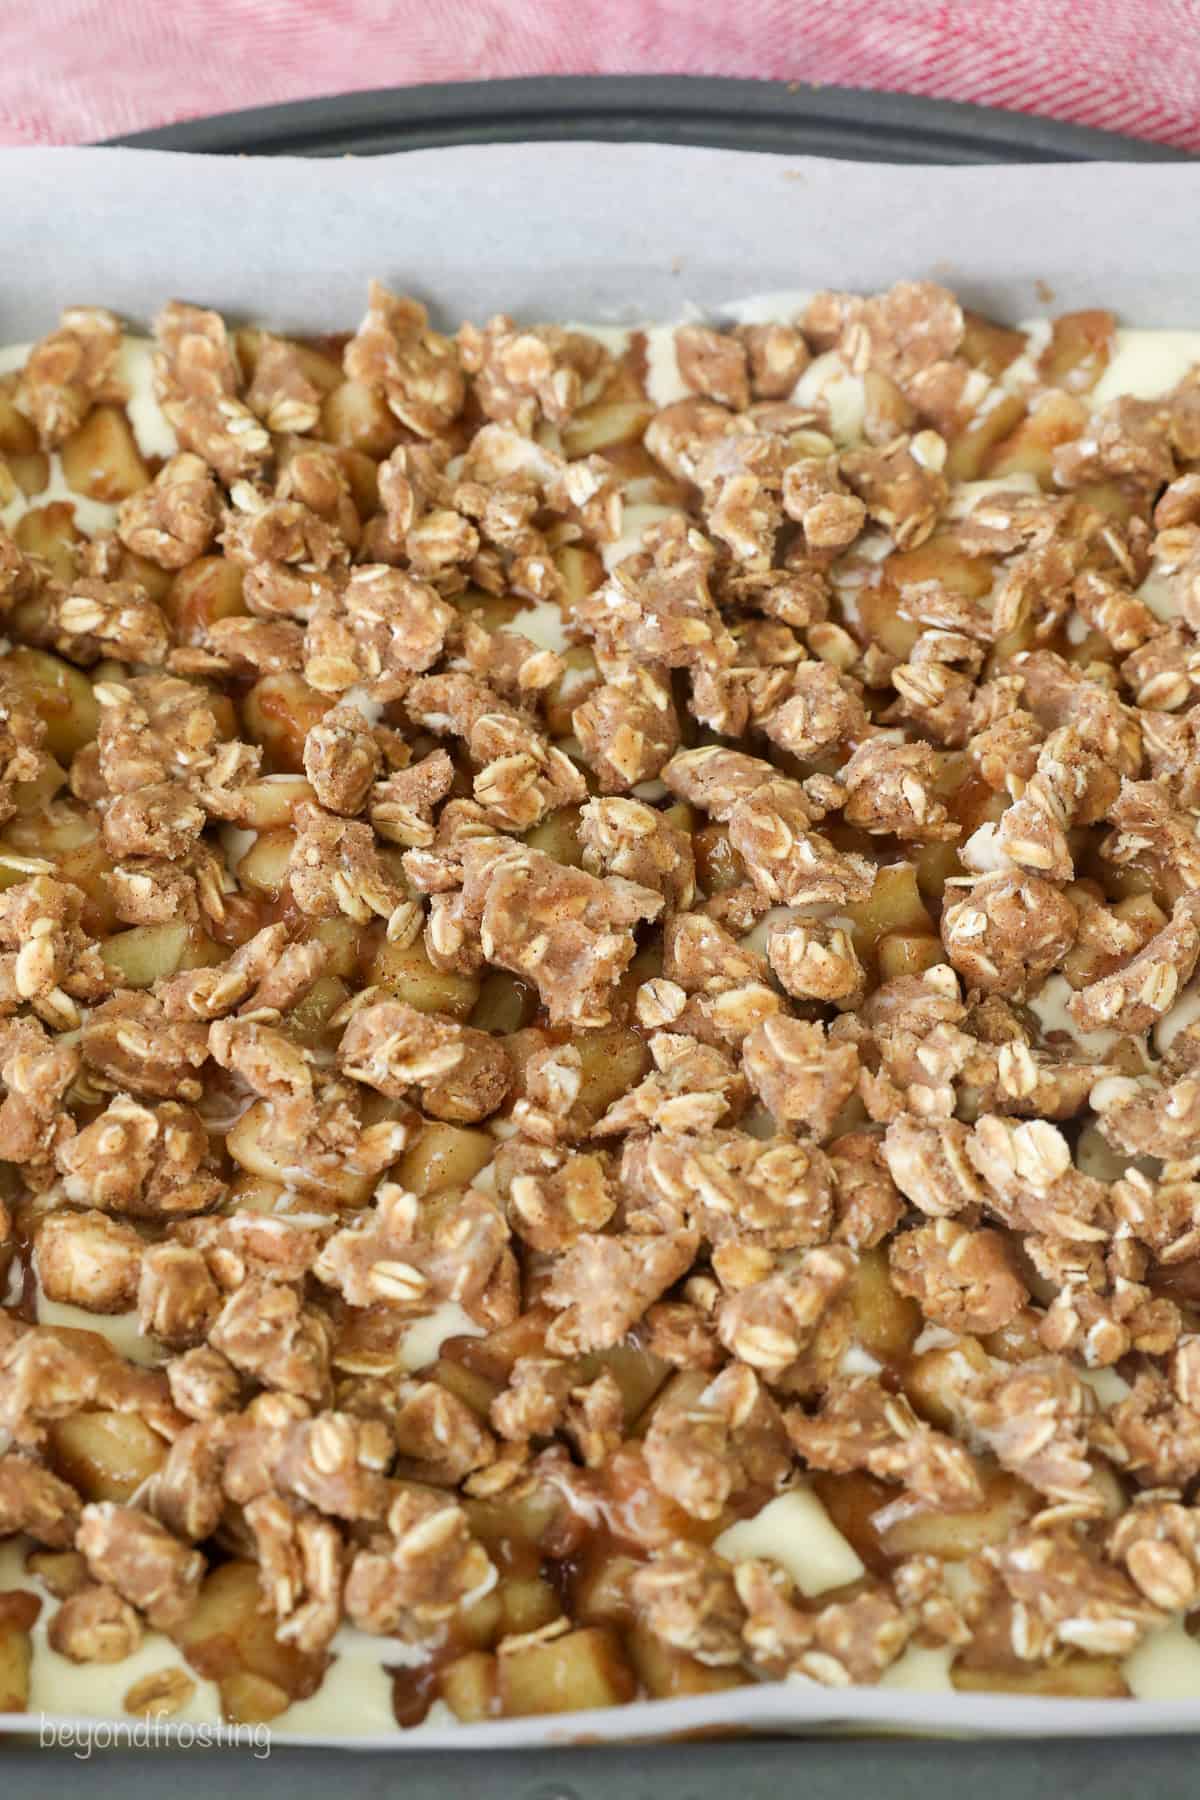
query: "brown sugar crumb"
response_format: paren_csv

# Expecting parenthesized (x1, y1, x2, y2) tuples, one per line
(1069, 896, 1200, 1037)
(579, 796, 696, 911)
(82, 993, 210, 1101)
(305, 565, 456, 697)
(76, 1502, 205, 1634)
(986, 1525, 1162, 1658)
(463, 844, 663, 1027)
(406, 671, 585, 830)
(578, 519, 738, 688)
(154, 301, 272, 483)
(786, 1376, 984, 1513)
(968, 1356, 1099, 1511)
(767, 916, 864, 1010)
(288, 801, 411, 929)
(245, 335, 326, 435)
(0, 1452, 81, 1547)
(345, 282, 465, 439)
(1108, 1497, 1200, 1612)
(34, 1210, 144, 1312)
(58, 1093, 224, 1216)
(622, 1128, 834, 1250)
(643, 1362, 789, 1520)
(338, 997, 510, 1123)
(717, 1245, 854, 1376)
(1, 1328, 102, 1448)
(841, 738, 957, 842)
(17, 306, 122, 448)
(573, 663, 680, 793)
(741, 1015, 859, 1141)
(544, 1227, 698, 1355)
(117, 454, 220, 569)
(48, 1584, 143, 1664)
(343, 1486, 493, 1639)
(840, 436, 949, 549)
(735, 1557, 913, 1685)
(502, 1146, 616, 1252)
(592, 1033, 745, 1136)
(632, 1542, 746, 1665)
(942, 871, 1078, 999)
(303, 705, 382, 816)
(208, 1276, 333, 1406)
(217, 1025, 307, 1120)
(138, 1244, 222, 1348)
(890, 1217, 1025, 1336)
(459, 315, 608, 430)
(314, 1181, 513, 1327)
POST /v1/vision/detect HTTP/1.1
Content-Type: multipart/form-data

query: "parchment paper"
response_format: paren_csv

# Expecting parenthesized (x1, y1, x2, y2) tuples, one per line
(1, 139, 1199, 1746)
(2, 142, 1200, 333)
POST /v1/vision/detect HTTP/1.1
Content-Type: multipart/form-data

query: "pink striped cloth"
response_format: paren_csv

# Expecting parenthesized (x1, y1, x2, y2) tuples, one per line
(0, 0, 1196, 150)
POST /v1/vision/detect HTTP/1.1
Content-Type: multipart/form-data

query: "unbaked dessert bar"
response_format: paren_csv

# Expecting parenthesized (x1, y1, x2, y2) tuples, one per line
(2, 286, 1200, 1731)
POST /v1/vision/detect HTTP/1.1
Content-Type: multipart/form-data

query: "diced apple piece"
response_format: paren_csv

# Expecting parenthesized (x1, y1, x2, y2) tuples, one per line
(393, 1121, 494, 1196)
(1037, 310, 1115, 393)
(100, 921, 211, 989)
(25, 1549, 88, 1599)
(369, 933, 481, 1021)
(960, 311, 1028, 379)
(562, 401, 653, 459)
(236, 826, 295, 900)
(439, 1650, 500, 1721)
(882, 1469, 1036, 1561)
(3, 645, 100, 760)
(219, 1670, 291, 1724)
(431, 1356, 501, 1419)
(13, 502, 83, 585)
(242, 672, 334, 774)
(952, 1658, 1128, 1698)
(628, 1624, 747, 1699)
(321, 380, 405, 458)
(887, 534, 995, 600)
(944, 391, 1027, 482)
(984, 389, 1088, 485)
(0, 1610, 34, 1712)
(497, 1625, 635, 1717)
(176, 1560, 325, 1701)
(846, 863, 935, 964)
(847, 1245, 922, 1365)
(229, 776, 313, 834)
(876, 932, 947, 981)
(497, 1575, 563, 1638)
(47, 1410, 167, 1503)
(525, 806, 583, 869)
(166, 555, 247, 643)
(470, 970, 539, 1035)
(60, 405, 150, 501)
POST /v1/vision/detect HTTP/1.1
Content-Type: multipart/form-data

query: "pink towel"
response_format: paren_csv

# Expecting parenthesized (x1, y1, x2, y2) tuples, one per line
(1, 0, 1196, 150)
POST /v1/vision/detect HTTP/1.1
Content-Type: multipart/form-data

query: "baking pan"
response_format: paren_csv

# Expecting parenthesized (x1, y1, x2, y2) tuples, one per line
(105, 73, 1190, 163)
(72, 76, 1190, 1800)
(3, 1730, 1197, 1797)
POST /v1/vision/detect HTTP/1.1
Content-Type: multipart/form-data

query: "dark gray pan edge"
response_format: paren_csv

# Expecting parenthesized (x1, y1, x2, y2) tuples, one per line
(3, 1735, 1199, 1796)
(102, 74, 1190, 162)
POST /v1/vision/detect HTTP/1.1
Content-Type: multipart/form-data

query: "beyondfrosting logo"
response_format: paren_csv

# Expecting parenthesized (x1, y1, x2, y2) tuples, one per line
(39, 1714, 271, 1759)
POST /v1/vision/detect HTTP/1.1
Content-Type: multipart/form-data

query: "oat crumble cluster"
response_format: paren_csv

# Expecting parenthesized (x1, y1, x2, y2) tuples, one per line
(0, 285, 1199, 1727)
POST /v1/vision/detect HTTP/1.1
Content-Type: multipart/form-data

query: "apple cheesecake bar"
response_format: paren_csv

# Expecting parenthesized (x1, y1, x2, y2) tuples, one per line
(1, 285, 1200, 1730)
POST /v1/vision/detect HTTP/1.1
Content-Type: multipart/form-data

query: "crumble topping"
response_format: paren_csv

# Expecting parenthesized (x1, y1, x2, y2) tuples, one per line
(2, 284, 1200, 1732)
